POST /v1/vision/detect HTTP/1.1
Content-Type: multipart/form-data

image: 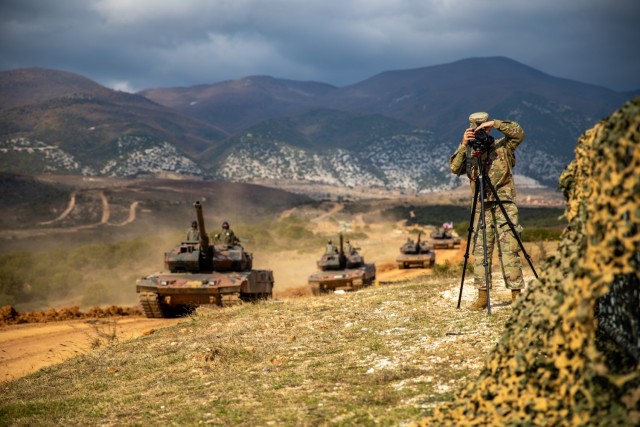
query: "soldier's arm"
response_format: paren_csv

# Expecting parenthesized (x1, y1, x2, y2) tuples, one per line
(450, 144, 467, 176)
(493, 119, 525, 151)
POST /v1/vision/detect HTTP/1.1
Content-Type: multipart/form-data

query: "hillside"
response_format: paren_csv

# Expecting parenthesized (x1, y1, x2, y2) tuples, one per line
(0, 174, 311, 254)
(320, 57, 627, 135)
(140, 76, 337, 134)
(202, 108, 461, 191)
(0, 273, 519, 425)
(0, 68, 228, 177)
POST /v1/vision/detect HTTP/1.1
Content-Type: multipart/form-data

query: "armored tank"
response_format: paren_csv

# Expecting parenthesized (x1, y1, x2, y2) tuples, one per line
(136, 201, 274, 318)
(396, 233, 436, 269)
(428, 226, 461, 249)
(307, 235, 376, 295)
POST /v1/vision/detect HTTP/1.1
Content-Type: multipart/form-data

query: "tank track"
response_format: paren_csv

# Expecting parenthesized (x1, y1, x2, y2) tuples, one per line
(139, 292, 167, 318)
(139, 291, 245, 317)
(220, 292, 242, 306)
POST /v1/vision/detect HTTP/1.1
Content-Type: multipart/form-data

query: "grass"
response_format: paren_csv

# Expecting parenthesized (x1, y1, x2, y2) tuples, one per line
(0, 275, 514, 426)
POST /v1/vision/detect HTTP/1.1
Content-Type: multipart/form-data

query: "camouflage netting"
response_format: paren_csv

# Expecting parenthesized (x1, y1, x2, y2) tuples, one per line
(417, 97, 640, 426)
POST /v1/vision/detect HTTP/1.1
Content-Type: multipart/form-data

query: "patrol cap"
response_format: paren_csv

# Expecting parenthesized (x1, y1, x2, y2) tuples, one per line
(469, 112, 489, 128)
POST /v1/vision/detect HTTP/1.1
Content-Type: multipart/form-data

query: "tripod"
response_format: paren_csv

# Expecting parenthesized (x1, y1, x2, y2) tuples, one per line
(456, 151, 539, 315)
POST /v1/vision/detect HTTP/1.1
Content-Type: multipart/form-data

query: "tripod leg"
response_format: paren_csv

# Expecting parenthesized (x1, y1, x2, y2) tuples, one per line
(477, 177, 492, 315)
(457, 183, 480, 309)
(483, 177, 539, 279)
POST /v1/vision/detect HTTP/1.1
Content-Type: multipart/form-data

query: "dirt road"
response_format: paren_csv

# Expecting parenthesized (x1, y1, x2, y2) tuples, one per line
(0, 317, 182, 383)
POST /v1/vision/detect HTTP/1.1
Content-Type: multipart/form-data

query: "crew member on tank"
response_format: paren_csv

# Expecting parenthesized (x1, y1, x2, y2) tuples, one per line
(345, 239, 356, 255)
(212, 221, 240, 245)
(186, 220, 199, 242)
(325, 239, 338, 254)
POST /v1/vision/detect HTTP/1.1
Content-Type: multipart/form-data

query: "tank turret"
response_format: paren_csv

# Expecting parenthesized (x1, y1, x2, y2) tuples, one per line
(317, 234, 347, 271)
(428, 226, 461, 249)
(164, 201, 213, 273)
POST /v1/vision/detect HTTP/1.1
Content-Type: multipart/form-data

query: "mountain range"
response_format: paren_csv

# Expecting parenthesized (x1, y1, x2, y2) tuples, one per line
(1, 57, 636, 191)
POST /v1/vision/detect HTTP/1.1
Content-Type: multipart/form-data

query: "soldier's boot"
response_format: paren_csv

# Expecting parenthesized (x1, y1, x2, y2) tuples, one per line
(511, 289, 522, 305)
(469, 289, 488, 310)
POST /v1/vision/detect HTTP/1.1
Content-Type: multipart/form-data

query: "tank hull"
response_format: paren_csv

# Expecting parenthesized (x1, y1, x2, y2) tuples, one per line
(396, 252, 436, 269)
(429, 238, 460, 249)
(136, 269, 273, 318)
(307, 264, 376, 295)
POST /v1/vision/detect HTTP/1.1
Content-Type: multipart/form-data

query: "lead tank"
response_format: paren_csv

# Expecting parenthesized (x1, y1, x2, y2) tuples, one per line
(396, 232, 436, 269)
(307, 234, 376, 295)
(136, 201, 274, 318)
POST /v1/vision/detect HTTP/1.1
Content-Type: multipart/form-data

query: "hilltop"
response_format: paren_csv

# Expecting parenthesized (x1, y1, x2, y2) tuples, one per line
(0, 272, 520, 425)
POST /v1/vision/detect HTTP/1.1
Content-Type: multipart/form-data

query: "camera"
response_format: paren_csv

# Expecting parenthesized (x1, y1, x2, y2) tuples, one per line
(469, 128, 494, 152)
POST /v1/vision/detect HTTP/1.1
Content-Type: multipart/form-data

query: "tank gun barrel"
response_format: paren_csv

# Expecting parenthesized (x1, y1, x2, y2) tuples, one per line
(194, 201, 210, 249)
(338, 233, 347, 269)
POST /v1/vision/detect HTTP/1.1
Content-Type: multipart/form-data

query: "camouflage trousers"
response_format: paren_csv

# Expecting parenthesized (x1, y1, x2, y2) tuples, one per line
(472, 201, 525, 290)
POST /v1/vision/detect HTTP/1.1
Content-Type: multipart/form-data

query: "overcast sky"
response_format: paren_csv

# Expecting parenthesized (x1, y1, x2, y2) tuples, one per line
(1, 0, 639, 93)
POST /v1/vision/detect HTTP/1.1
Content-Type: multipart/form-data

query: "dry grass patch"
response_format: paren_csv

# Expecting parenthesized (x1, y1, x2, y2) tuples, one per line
(1, 275, 514, 426)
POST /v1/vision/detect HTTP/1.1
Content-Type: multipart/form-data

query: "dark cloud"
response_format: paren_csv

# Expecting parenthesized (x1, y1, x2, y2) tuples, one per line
(1, 0, 639, 92)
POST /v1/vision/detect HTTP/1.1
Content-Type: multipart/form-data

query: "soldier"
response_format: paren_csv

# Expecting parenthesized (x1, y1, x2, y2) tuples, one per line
(212, 221, 240, 245)
(450, 112, 525, 309)
(186, 221, 199, 242)
(442, 223, 453, 238)
(345, 239, 356, 255)
(325, 239, 338, 255)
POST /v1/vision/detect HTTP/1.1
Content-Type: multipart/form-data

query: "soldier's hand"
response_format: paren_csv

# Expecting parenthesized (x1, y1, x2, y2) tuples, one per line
(475, 120, 495, 131)
(461, 128, 475, 146)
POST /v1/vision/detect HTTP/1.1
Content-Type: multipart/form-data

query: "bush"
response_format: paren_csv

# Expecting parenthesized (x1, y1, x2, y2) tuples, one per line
(522, 228, 562, 242)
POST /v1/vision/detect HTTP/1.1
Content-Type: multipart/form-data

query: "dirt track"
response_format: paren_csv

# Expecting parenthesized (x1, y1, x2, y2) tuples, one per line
(0, 317, 182, 382)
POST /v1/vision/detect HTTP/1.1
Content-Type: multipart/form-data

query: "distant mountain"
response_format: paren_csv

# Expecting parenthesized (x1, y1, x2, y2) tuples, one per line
(139, 76, 337, 134)
(320, 57, 626, 132)
(0, 68, 114, 109)
(0, 68, 228, 177)
(1, 60, 636, 191)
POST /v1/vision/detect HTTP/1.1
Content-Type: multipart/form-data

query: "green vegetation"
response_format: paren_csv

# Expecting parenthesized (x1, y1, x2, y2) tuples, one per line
(386, 205, 565, 242)
(0, 237, 168, 310)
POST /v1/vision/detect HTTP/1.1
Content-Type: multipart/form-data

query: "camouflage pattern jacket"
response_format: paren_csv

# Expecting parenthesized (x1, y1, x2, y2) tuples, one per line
(449, 120, 525, 203)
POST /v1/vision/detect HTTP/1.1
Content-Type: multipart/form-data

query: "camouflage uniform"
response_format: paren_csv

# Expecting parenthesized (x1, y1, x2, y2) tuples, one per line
(186, 222, 199, 242)
(212, 222, 239, 245)
(450, 113, 525, 291)
(346, 241, 356, 255)
(470, 202, 524, 290)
